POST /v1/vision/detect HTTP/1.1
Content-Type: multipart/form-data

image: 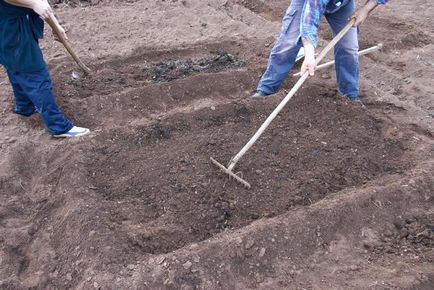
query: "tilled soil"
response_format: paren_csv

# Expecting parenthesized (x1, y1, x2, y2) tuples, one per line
(0, 0, 433, 289)
(83, 88, 408, 255)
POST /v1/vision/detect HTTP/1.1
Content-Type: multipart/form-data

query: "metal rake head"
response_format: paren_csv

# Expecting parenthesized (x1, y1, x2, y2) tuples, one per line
(210, 157, 251, 189)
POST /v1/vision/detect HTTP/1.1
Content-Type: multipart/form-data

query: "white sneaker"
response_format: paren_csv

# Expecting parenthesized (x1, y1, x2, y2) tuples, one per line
(54, 126, 90, 138)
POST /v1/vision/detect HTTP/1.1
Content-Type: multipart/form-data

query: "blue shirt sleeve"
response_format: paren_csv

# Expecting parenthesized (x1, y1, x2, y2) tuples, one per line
(301, 0, 388, 48)
(300, 0, 330, 48)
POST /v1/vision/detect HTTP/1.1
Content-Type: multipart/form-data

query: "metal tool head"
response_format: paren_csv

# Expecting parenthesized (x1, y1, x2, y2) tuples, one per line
(79, 63, 92, 75)
(72, 70, 82, 80)
(210, 157, 251, 189)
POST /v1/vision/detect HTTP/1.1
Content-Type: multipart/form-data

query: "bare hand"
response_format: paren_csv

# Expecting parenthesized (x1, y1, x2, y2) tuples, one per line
(32, 0, 53, 20)
(351, 7, 370, 27)
(300, 42, 316, 76)
(53, 25, 68, 42)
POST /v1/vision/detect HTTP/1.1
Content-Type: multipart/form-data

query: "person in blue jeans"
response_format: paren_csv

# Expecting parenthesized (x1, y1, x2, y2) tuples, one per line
(253, 0, 388, 104)
(0, 0, 89, 137)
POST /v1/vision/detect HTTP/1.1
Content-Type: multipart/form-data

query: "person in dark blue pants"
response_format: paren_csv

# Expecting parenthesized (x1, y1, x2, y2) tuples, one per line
(0, 0, 89, 137)
(253, 0, 388, 105)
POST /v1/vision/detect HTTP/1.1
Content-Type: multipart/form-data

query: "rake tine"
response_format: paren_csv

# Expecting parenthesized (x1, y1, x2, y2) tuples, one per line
(210, 157, 251, 189)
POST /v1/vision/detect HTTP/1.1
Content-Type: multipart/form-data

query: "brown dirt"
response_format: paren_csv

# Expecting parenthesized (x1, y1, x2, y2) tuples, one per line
(0, 0, 433, 289)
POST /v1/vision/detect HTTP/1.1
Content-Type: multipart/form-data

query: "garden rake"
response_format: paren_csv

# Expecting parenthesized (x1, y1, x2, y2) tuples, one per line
(210, 19, 357, 189)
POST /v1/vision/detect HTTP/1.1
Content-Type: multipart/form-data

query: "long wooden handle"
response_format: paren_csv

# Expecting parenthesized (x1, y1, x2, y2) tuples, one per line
(293, 43, 383, 77)
(227, 19, 356, 171)
(46, 16, 91, 74)
(314, 19, 356, 65)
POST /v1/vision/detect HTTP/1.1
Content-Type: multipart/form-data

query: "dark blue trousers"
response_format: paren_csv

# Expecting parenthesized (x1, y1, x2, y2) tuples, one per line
(6, 66, 73, 135)
(257, 0, 359, 99)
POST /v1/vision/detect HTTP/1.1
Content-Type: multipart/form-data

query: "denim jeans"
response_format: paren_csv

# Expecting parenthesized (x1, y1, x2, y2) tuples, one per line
(6, 66, 73, 135)
(257, 0, 359, 100)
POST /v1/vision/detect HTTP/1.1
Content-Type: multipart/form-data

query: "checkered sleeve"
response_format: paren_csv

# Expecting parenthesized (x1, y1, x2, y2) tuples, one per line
(300, 0, 330, 48)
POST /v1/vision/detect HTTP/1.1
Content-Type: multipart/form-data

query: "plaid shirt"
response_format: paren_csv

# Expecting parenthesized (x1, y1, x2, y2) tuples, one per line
(301, 0, 388, 47)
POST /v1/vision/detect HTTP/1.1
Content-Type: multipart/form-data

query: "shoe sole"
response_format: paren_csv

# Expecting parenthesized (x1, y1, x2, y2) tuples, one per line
(251, 94, 273, 99)
(53, 129, 90, 138)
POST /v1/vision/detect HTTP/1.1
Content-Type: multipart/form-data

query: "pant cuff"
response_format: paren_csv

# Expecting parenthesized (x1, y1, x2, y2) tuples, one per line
(51, 123, 74, 136)
(14, 108, 36, 117)
(338, 90, 359, 101)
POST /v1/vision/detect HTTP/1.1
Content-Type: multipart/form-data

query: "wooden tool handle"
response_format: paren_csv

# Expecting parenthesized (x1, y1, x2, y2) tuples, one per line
(315, 18, 356, 65)
(227, 19, 357, 171)
(46, 15, 91, 74)
(293, 43, 383, 77)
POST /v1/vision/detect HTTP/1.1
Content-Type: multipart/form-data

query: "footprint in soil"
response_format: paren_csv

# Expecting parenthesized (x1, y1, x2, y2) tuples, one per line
(149, 123, 171, 140)
(135, 123, 172, 146)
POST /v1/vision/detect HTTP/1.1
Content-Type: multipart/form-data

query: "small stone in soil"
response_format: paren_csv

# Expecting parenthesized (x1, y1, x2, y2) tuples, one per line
(183, 261, 193, 270)
(251, 213, 260, 220)
(245, 239, 255, 249)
